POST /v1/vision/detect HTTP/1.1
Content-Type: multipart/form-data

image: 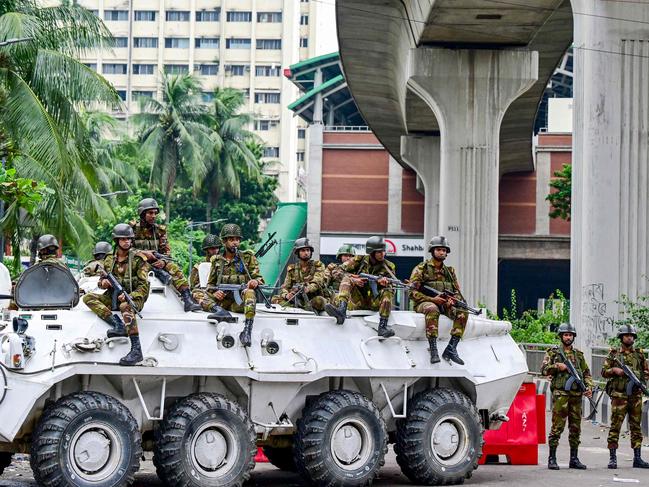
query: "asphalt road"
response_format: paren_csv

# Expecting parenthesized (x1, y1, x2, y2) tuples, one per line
(2, 420, 648, 486)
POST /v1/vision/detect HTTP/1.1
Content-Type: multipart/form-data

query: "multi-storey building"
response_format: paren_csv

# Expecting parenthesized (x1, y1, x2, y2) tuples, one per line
(69, 0, 332, 202)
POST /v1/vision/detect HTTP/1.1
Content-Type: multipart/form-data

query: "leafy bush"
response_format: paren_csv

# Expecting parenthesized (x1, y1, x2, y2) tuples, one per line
(495, 289, 564, 344)
(614, 293, 649, 349)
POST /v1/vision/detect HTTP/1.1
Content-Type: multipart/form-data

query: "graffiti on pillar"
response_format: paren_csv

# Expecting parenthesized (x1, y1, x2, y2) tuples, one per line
(581, 283, 614, 345)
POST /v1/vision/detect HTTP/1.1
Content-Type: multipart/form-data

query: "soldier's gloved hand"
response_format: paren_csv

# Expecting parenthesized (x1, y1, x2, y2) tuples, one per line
(142, 250, 156, 261)
(351, 276, 366, 287)
(117, 292, 126, 303)
(556, 363, 568, 372)
(152, 260, 165, 269)
(378, 277, 389, 287)
(99, 279, 111, 289)
(214, 290, 226, 301)
(432, 296, 446, 306)
(584, 389, 593, 398)
(247, 279, 259, 289)
(610, 367, 625, 377)
(286, 292, 296, 301)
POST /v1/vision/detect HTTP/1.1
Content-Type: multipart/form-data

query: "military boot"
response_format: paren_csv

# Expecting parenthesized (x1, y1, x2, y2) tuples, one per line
(119, 335, 143, 366)
(428, 337, 440, 364)
(180, 288, 202, 312)
(377, 317, 395, 338)
(442, 336, 465, 365)
(207, 305, 234, 322)
(548, 446, 559, 470)
(239, 318, 254, 347)
(569, 447, 587, 469)
(608, 448, 617, 469)
(105, 314, 127, 338)
(633, 448, 649, 468)
(325, 300, 347, 325)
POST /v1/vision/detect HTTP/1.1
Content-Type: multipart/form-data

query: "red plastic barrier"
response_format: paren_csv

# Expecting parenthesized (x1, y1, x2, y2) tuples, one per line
(479, 382, 546, 465)
(255, 447, 269, 463)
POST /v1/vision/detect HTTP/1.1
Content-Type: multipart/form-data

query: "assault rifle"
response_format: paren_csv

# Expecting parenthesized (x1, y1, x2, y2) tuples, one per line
(98, 267, 143, 319)
(207, 284, 248, 305)
(143, 251, 174, 285)
(556, 348, 599, 419)
(357, 273, 482, 316)
(255, 232, 278, 259)
(288, 283, 314, 312)
(616, 354, 649, 396)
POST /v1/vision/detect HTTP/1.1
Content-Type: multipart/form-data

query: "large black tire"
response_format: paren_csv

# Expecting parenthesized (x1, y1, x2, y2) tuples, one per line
(153, 393, 256, 487)
(0, 452, 12, 476)
(263, 445, 296, 472)
(29, 391, 141, 487)
(294, 390, 387, 487)
(395, 388, 483, 486)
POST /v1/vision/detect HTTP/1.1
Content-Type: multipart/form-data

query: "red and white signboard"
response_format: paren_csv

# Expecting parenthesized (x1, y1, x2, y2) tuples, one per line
(320, 236, 425, 257)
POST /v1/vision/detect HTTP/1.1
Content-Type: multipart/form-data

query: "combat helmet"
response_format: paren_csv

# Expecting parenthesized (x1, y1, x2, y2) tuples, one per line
(92, 241, 112, 257)
(138, 197, 160, 216)
(112, 223, 135, 240)
(556, 322, 577, 337)
(202, 234, 221, 250)
(220, 223, 242, 239)
(365, 236, 386, 254)
(37, 234, 60, 252)
(293, 237, 314, 254)
(336, 244, 356, 260)
(617, 324, 637, 339)
(429, 235, 451, 253)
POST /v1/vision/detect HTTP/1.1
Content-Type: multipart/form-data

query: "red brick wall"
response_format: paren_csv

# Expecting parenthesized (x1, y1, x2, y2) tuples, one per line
(401, 169, 425, 233)
(499, 172, 537, 234)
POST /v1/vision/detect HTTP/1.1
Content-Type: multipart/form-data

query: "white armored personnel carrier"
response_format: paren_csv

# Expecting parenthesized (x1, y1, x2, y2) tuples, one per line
(0, 262, 527, 487)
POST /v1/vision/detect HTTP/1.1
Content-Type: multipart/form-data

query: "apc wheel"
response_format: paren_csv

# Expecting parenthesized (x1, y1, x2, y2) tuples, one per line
(0, 452, 12, 476)
(395, 388, 483, 485)
(30, 391, 141, 487)
(263, 445, 296, 472)
(294, 390, 387, 487)
(153, 393, 256, 487)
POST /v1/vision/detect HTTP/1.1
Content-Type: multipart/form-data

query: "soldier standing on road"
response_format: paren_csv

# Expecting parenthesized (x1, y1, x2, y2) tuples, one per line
(325, 236, 395, 338)
(272, 238, 328, 312)
(601, 324, 649, 469)
(82, 224, 151, 366)
(205, 224, 264, 346)
(541, 323, 593, 470)
(325, 244, 356, 294)
(83, 241, 112, 277)
(130, 198, 201, 312)
(409, 236, 468, 365)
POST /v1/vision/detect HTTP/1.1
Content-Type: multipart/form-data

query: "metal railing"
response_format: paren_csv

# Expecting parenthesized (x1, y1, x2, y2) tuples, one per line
(323, 125, 370, 132)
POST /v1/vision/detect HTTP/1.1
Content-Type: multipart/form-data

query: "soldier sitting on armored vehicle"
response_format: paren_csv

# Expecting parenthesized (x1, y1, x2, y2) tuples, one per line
(272, 238, 328, 312)
(325, 236, 395, 338)
(409, 236, 468, 365)
(83, 224, 151, 366)
(205, 223, 264, 347)
(190, 234, 230, 315)
(325, 244, 356, 295)
(82, 241, 112, 277)
(35, 234, 64, 264)
(130, 197, 201, 312)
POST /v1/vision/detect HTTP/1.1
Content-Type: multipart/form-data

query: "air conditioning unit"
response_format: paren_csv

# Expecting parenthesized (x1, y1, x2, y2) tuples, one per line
(244, 66, 251, 72)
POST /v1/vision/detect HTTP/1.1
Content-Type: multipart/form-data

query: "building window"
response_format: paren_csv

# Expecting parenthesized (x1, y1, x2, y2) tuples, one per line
(197, 64, 218, 75)
(226, 38, 251, 49)
(257, 12, 282, 23)
(102, 63, 127, 75)
(165, 11, 190, 21)
(113, 37, 128, 47)
(255, 65, 280, 76)
(133, 64, 156, 75)
(301, 0, 309, 3)
(165, 38, 189, 49)
(89, 10, 99, 16)
(195, 38, 219, 49)
(263, 147, 280, 158)
(116, 90, 127, 100)
(227, 11, 252, 22)
(254, 119, 279, 131)
(296, 151, 305, 162)
(298, 128, 306, 139)
(134, 37, 158, 48)
(196, 10, 220, 21)
(256, 39, 281, 50)
(132, 91, 155, 99)
(134, 10, 156, 21)
(226, 64, 246, 76)
(164, 64, 189, 75)
(300, 37, 309, 48)
(254, 92, 280, 104)
(84, 63, 97, 71)
(104, 10, 128, 21)
(300, 14, 309, 25)
(201, 92, 215, 103)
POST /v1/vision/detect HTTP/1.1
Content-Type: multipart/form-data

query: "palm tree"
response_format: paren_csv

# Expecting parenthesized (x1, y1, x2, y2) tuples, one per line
(133, 73, 216, 221)
(0, 0, 121, 252)
(202, 87, 261, 222)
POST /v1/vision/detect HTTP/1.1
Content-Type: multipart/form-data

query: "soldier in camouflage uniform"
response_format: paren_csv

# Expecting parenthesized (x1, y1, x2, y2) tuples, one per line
(35, 235, 64, 264)
(601, 324, 649, 469)
(272, 238, 328, 312)
(190, 235, 230, 315)
(409, 236, 468, 365)
(541, 323, 593, 470)
(82, 224, 151, 366)
(130, 198, 201, 312)
(83, 241, 112, 277)
(325, 244, 356, 295)
(205, 224, 264, 347)
(325, 236, 395, 338)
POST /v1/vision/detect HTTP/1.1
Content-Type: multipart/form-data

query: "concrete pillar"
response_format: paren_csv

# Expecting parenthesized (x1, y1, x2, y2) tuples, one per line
(535, 150, 552, 236)
(571, 1, 649, 355)
(406, 48, 538, 310)
(306, 68, 325, 258)
(400, 135, 440, 258)
(387, 156, 403, 234)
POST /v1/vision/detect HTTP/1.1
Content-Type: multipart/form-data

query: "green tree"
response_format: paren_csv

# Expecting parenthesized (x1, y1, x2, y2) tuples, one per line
(546, 163, 571, 221)
(615, 292, 649, 349)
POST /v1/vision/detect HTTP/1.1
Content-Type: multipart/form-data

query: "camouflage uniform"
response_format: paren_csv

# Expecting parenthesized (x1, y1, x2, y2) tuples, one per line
(325, 262, 344, 294)
(190, 257, 212, 312)
(82, 251, 150, 336)
(332, 255, 395, 318)
(205, 250, 264, 319)
(602, 347, 648, 449)
(272, 260, 328, 311)
(409, 260, 468, 338)
(541, 346, 594, 449)
(83, 259, 104, 277)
